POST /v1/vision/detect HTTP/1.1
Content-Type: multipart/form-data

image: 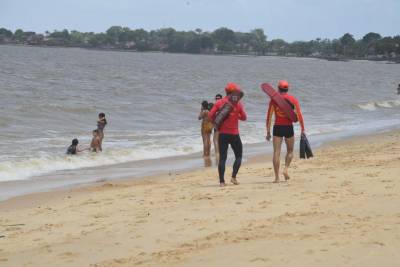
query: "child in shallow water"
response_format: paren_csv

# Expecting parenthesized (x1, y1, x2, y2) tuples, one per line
(66, 139, 88, 155)
(90, 130, 102, 153)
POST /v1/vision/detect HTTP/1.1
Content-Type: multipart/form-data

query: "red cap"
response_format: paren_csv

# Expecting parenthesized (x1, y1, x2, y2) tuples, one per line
(225, 82, 241, 93)
(278, 80, 289, 89)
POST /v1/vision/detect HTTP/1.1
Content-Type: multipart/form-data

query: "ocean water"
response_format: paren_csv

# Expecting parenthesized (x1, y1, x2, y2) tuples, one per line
(1, 45, 400, 195)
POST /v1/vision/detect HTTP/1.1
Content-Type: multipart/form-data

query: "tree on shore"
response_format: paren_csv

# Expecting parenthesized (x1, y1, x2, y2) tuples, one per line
(361, 32, 382, 56)
(340, 33, 356, 57)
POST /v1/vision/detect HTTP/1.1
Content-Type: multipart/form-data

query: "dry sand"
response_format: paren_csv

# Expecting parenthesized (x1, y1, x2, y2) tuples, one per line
(0, 131, 399, 267)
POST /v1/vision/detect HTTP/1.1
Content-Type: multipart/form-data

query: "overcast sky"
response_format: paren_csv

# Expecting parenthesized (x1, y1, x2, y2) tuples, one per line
(1, 0, 399, 41)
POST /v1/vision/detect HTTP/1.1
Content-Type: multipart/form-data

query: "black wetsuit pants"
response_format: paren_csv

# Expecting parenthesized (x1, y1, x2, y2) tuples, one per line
(218, 133, 243, 183)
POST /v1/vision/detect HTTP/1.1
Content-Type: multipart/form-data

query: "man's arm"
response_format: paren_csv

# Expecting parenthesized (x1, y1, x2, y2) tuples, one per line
(266, 101, 274, 141)
(294, 99, 305, 133)
(266, 101, 274, 133)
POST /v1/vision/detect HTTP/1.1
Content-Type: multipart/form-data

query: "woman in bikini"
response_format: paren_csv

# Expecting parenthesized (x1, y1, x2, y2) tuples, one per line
(198, 101, 213, 157)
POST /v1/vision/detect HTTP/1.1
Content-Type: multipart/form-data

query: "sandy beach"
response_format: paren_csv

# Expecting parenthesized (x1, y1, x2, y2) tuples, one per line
(0, 130, 399, 267)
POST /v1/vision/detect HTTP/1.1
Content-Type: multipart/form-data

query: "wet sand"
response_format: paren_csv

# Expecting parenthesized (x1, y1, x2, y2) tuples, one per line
(0, 130, 399, 266)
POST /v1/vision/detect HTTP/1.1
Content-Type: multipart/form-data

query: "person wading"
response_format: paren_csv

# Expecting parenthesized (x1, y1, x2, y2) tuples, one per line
(198, 100, 213, 157)
(266, 80, 305, 183)
(209, 83, 247, 186)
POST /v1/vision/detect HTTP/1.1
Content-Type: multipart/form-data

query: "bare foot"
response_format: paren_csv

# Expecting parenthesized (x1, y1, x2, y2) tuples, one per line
(220, 182, 226, 187)
(231, 178, 239, 185)
(283, 170, 290, 181)
(273, 179, 280, 183)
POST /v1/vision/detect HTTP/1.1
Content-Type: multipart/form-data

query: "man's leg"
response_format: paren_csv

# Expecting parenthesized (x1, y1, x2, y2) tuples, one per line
(283, 136, 295, 180)
(218, 134, 229, 185)
(231, 135, 243, 184)
(272, 136, 283, 183)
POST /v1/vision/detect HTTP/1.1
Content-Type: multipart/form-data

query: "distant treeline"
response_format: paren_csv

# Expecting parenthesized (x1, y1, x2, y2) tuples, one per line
(1, 26, 399, 61)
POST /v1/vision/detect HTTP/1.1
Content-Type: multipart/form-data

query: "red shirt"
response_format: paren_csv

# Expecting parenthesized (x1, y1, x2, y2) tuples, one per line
(209, 96, 247, 135)
(266, 93, 305, 132)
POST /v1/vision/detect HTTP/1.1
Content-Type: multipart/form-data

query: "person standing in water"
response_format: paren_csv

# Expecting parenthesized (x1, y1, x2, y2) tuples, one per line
(90, 130, 102, 152)
(209, 83, 247, 186)
(266, 80, 305, 183)
(213, 94, 223, 155)
(198, 101, 213, 157)
(97, 113, 107, 150)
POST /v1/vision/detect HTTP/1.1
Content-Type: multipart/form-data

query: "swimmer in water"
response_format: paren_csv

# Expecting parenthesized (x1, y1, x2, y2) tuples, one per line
(66, 139, 88, 155)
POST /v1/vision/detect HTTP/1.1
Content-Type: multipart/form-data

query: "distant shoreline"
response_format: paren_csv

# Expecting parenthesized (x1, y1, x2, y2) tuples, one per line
(2, 26, 399, 63)
(1, 43, 399, 63)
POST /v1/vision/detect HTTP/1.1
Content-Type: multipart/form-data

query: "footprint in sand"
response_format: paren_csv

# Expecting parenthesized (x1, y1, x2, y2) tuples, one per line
(58, 251, 80, 259)
(340, 181, 352, 187)
(81, 199, 101, 206)
(250, 257, 270, 262)
(39, 244, 53, 253)
(258, 200, 271, 205)
(81, 230, 90, 236)
(305, 249, 314, 255)
(102, 183, 115, 188)
(253, 186, 266, 189)
(370, 241, 385, 246)
(93, 213, 108, 219)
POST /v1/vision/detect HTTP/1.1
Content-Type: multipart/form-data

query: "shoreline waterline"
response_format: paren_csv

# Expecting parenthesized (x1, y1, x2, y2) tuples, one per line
(1, 43, 399, 64)
(0, 128, 399, 266)
(1, 125, 399, 203)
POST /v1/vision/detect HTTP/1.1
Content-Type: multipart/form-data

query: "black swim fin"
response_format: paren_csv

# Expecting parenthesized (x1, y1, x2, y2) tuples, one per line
(305, 136, 313, 158)
(300, 134, 313, 159)
(300, 134, 306, 159)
